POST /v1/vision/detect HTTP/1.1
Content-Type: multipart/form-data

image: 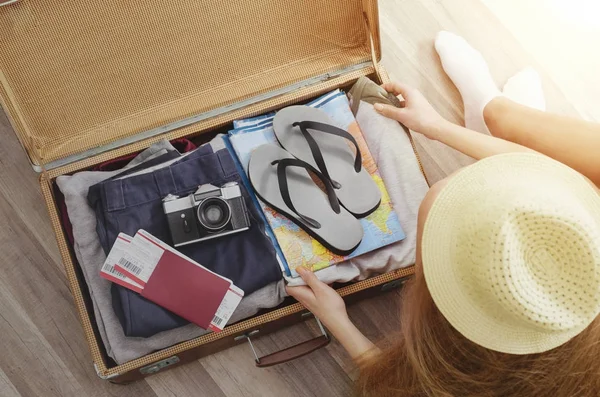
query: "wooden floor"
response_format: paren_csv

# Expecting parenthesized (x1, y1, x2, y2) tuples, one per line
(0, 1, 597, 396)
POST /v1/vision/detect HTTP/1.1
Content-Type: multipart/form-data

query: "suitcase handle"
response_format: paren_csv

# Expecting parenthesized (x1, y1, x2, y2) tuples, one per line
(255, 335, 330, 368)
(235, 315, 330, 367)
(0, 0, 18, 7)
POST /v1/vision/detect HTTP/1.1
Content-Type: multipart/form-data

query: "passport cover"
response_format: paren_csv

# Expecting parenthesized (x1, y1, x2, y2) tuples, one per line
(141, 249, 231, 329)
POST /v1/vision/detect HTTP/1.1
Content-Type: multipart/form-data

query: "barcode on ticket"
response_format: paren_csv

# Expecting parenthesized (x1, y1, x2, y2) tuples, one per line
(118, 257, 142, 276)
(103, 263, 126, 278)
(100, 255, 143, 293)
(208, 287, 244, 332)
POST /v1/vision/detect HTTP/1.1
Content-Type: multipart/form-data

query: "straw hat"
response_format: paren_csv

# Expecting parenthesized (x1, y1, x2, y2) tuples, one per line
(422, 153, 600, 354)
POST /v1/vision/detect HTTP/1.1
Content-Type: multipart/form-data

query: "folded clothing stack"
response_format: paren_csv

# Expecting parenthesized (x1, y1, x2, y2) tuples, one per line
(54, 77, 428, 364)
(87, 136, 283, 337)
(56, 136, 286, 364)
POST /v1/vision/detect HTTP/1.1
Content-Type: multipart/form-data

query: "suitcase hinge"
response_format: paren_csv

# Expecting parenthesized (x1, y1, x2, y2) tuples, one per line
(139, 356, 180, 375)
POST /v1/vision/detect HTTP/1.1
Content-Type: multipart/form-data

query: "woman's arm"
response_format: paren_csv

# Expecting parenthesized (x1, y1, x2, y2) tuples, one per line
(374, 82, 534, 160)
(286, 267, 380, 361)
(427, 119, 535, 160)
(328, 316, 380, 361)
(485, 97, 600, 185)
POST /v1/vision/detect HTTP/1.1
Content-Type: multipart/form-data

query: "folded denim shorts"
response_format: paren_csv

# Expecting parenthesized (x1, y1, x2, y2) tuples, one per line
(88, 138, 282, 337)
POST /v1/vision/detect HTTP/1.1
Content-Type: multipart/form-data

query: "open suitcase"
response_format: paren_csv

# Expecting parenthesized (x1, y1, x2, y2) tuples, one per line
(0, 0, 425, 383)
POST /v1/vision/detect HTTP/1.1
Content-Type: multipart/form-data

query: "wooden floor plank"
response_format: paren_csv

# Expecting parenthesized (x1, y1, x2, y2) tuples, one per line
(0, 190, 158, 397)
(379, 0, 585, 183)
(146, 360, 225, 397)
(0, 367, 22, 397)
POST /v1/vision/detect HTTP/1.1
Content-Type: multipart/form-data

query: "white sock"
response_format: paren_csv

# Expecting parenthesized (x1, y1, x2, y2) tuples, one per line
(435, 31, 501, 134)
(502, 67, 546, 111)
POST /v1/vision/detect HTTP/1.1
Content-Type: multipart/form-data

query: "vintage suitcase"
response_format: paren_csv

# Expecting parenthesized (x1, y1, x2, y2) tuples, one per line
(0, 0, 425, 383)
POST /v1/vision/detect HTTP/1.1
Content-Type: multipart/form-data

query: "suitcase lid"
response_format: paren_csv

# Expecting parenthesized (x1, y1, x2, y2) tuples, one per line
(0, 0, 380, 170)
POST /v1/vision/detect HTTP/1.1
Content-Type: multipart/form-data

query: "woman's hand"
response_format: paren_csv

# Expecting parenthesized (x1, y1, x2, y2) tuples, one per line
(374, 81, 534, 160)
(286, 266, 349, 330)
(286, 267, 380, 362)
(374, 82, 447, 140)
(375, 81, 534, 159)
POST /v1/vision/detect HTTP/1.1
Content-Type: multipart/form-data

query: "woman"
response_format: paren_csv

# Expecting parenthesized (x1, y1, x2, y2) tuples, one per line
(287, 32, 600, 396)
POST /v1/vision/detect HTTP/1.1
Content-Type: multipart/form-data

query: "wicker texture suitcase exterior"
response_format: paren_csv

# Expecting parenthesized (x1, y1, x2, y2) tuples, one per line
(0, 0, 421, 382)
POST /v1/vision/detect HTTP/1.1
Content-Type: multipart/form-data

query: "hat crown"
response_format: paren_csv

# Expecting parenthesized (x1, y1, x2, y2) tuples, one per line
(459, 196, 600, 334)
(423, 153, 600, 354)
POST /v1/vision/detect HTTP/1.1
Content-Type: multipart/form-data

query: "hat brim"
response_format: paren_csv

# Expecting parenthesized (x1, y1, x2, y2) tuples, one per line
(422, 153, 600, 354)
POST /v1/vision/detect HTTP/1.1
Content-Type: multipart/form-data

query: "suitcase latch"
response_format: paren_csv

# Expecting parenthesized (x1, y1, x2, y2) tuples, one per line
(140, 355, 180, 375)
(234, 330, 261, 362)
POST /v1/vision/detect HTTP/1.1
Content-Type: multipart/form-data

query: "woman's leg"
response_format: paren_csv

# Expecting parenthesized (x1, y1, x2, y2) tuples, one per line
(435, 31, 600, 185)
(484, 97, 600, 185)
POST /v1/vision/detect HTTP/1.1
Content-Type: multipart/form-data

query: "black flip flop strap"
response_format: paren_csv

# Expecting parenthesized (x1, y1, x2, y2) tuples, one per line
(272, 158, 340, 229)
(292, 120, 363, 188)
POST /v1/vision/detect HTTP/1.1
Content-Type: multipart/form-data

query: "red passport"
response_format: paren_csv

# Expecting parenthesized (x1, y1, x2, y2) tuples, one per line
(141, 249, 231, 330)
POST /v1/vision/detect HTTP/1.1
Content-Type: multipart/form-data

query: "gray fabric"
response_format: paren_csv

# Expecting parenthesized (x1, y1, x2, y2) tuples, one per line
(346, 103, 429, 271)
(248, 144, 363, 254)
(273, 105, 381, 216)
(286, 85, 429, 286)
(57, 138, 286, 364)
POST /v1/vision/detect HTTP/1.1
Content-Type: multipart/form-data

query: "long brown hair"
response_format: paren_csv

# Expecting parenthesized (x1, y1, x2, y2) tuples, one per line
(355, 265, 600, 397)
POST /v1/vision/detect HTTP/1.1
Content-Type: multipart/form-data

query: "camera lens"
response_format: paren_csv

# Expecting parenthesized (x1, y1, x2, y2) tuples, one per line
(196, 197, 231, 231)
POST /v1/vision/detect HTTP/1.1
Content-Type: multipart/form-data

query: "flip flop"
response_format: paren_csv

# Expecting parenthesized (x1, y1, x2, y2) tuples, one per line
(273, 106, 381, 218)
(248, 144, 363, 256)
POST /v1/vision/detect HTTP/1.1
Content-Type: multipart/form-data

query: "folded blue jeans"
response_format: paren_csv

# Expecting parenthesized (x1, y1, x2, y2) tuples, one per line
(88, 139, 282, 337)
